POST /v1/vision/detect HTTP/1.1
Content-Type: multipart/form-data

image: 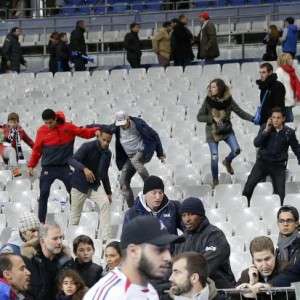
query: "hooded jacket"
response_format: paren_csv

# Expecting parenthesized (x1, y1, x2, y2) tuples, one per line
(123, 192, 182, 235)
(114, 117, 164, 170)
(174, 218, 236, 289)
(197, 89, 253, 142)
(28, 112, 98, 168)
(23, 245, 74, 300)
(282, 24, 298, 54)
(256, 73, 285, 125)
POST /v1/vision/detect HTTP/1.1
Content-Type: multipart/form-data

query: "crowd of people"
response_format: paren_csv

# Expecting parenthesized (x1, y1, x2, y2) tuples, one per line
(1, 15, 298, 73)
(0, 56, 299, 299)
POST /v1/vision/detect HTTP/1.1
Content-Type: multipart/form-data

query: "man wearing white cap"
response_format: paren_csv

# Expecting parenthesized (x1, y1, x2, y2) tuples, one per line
(0, 212, 40, 256)
(114, 111, 165, 207)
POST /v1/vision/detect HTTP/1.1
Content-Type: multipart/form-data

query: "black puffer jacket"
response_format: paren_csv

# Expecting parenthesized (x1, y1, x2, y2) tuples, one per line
(23, 246, 74, 300)
(174, 218, 236, 289)
(73, 259, 103, 288)
(1, 33, 26, 72)
(256, 73, 285, 125)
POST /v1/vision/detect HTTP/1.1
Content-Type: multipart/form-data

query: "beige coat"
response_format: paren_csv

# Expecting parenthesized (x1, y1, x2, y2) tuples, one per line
(152, 27, 171, 59)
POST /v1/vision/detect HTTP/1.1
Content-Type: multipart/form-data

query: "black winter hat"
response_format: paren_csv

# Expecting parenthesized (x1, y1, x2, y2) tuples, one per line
(180, 197, 205, 216)
(143, 176, 164, 194)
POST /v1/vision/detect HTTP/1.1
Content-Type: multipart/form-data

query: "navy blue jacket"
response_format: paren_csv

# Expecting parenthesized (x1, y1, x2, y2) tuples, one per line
(69, 140, 112, 195)
(254, 124, 300, 164)
(115, 117, 164, 170)
(123, 192, 182, 235)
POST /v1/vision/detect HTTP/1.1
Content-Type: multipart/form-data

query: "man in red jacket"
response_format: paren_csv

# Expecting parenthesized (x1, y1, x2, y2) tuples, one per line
(0, 112, 34, 177)
(28, 109, 100, 223)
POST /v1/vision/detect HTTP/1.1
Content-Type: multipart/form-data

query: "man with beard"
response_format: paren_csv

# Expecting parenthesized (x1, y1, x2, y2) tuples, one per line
(169, 252, 221, 300)
(23, 223, 74, 300)
(84, 216, 183, 300)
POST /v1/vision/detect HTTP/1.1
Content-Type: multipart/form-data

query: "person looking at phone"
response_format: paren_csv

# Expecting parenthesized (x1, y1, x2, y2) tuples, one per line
(236, 236, 288, 299)
(242, 107, 300, 206)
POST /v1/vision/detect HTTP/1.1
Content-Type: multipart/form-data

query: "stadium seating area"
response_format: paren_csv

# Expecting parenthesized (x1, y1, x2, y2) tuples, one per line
(59, 0, 297, 15)
(1, 60, 300, 278)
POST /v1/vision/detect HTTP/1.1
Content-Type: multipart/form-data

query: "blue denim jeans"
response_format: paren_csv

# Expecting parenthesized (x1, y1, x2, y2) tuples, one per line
(208, 133, 241, 180)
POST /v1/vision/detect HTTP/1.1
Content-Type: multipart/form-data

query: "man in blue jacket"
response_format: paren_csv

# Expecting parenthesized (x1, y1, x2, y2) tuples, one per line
(123, 176, 182, 236)
(114, 111, 165, 207)
(69, 127, 113, 243)
(281, 17, 298, 58)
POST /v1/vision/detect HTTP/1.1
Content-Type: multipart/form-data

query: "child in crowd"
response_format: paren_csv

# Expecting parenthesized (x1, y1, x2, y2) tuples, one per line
(56, 269, 87, 300)
(104, 241, 122, 273)
(73, 235, 103, 288)
(0, 112, 34, 177)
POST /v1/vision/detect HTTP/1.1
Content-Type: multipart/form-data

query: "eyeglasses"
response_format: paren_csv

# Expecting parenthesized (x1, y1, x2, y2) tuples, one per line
(278, 219, 296, 224)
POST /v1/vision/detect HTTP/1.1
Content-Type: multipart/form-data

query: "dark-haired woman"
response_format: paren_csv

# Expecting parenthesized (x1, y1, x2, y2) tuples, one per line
(56, 32, 71, 72)
(197, 78, 254, 188)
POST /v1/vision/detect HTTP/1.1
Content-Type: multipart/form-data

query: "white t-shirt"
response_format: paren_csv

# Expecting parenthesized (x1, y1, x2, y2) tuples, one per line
(84, 268, 159, 300)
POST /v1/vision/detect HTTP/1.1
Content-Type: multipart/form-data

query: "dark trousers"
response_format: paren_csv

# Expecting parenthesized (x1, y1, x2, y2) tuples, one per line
(242, 160, 286, 206)
(39, 166, 72, 223)
(73, 57, 86, 71)
(127, 53, 141, 68)
(174, 57, 191, 67)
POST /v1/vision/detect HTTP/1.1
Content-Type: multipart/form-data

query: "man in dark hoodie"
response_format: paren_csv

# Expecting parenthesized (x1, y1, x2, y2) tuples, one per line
(281, 17, 298, 58)
(1, 27, 26, 73)
(70, 20, 87, 71)
(171, 15, 194, 67)
(124, 22, 142, 68)
(123, 175, 182, 236)
(255, 63, 285, 126)
(174, 197, 236, 289)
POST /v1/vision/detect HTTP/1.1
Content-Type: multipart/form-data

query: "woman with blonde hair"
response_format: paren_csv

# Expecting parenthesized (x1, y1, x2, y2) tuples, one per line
(197, 78, 254, 188)
(276, 53, 300, 122)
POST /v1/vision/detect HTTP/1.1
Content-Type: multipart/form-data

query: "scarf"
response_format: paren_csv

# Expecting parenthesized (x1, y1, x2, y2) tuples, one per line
(256, 73, 278, 90)
(277, 230, 300, 261)
(206, 96, 232, 110)
(281, 64, 300, 102)
(7, 128, 24, 161)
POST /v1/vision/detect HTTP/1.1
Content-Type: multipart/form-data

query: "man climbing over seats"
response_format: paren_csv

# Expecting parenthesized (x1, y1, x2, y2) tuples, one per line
(113, 111, 165, 208)
(27, 109, 100, 223)
(242, 107, 300, 206)
(69, 126, 113, 244)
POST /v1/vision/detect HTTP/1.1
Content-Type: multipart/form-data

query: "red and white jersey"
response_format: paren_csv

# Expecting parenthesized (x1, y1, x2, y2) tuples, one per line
(84, 268, 160, 300)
